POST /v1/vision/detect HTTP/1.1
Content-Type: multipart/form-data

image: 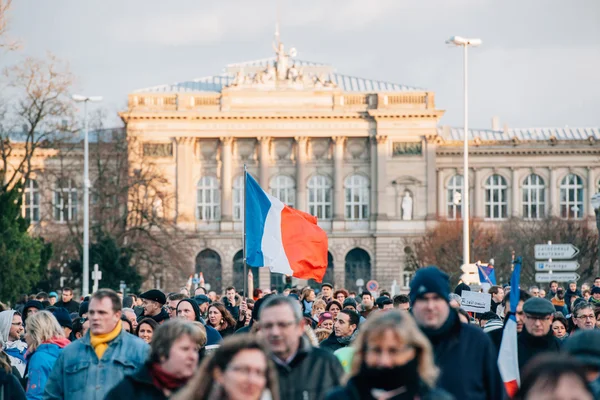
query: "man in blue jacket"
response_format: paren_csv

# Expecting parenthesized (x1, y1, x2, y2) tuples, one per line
(44, 289, 149, 400)
(410, 266, 505, 400)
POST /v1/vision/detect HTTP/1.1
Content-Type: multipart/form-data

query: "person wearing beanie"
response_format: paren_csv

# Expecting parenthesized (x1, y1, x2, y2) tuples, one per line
(138, 289, 169, 324)
(51, 307, 74, 338)
(78, 301, 89, 318)
(342, 297, 357, 311)
(48, 292, 58, 306)
(590, 286, 600, 307)
(563, 329, 600, 398)
(175, 298, 222, 350)
(517, 297, 561, 375)
(193, 294, 211, 319)
(22, 300, 44, 321)
(410, 266, 504, 400)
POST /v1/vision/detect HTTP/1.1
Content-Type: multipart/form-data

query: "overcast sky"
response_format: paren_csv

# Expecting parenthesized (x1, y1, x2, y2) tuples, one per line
(3, 0, 599, 129)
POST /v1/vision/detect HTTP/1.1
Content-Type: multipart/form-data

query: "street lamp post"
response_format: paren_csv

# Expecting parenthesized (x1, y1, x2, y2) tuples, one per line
(446, 36, 482, 266)
(72, 94, 102, 296)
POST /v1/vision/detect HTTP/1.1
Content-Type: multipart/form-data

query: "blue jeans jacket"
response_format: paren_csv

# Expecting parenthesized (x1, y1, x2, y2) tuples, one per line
(43, 330, 149, 400)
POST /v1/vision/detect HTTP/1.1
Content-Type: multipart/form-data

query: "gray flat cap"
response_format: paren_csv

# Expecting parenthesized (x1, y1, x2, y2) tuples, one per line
(522, 297, 555, 316)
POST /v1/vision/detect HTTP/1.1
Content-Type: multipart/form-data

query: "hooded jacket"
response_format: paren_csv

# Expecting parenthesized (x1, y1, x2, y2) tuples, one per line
(177, 299, 222, 348)
(26, 337, 70, 400)
(565, 288, 582, 312)
(0, 310, 28, 378)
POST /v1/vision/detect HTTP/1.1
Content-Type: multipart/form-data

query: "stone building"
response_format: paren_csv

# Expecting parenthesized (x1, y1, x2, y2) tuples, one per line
(16, 42, 600, 293)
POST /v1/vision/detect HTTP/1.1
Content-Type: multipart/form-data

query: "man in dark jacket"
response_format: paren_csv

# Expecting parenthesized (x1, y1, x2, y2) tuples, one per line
(565, 281, 582, 312)
(54, 287, 80, 314)
(517, 297, 561, 373)
(259, 295, 344, 400)
(410, 266, 505, 400)
(320, 309, 360, 353)
(138, 289, 170, 324)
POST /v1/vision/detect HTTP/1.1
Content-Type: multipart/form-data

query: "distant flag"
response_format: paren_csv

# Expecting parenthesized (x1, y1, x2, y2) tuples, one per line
(244, 172, 328, 282)
(477, 262, 497, 286)
(498, 257, 522, 397)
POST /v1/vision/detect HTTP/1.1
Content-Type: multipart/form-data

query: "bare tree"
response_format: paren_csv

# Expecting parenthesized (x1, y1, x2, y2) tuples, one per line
(0, 0, 20, 51)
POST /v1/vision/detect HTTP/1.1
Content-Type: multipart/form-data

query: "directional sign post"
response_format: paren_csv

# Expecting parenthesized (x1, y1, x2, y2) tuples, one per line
(535, 261, 580, 272)
(534, 244, 579, 260)
(535, 272, 580, 283)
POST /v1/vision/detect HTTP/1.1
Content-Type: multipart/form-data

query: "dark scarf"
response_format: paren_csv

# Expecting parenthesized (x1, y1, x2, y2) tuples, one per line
(420, 309, 458, 346)
(149, 362, 188, 392)
(353, 359, 420, 399)
(337, 329, 359, 346)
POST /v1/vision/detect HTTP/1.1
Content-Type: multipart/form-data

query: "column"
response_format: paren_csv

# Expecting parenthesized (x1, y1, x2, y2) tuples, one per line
(369, 137, 378, 219)
(474, 168, 483, 218)
(333, 137, 345, 220)
(588, 167, 596, 217)
(549, 167, 558, 217)
(511, 168, 520, 217)
(295, 137, 308, 212)
(426, 138, 437, 219)
(376, 135, 388, 219)
(175, 137, 195, 223)
(258, 137, 270, 190)
(220, 137, 233, 221)
(437, 169, 445, 218)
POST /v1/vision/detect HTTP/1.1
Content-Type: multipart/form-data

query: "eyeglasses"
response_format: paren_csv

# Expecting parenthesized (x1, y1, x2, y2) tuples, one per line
(228, 364, 267, 379)
(168, 306, 177, 312)
(11, 322, 23, 327)
(576, 314, 595, 320)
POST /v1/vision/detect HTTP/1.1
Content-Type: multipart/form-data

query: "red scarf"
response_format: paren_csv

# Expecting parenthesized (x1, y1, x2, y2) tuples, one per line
(149, 362, 189, 392)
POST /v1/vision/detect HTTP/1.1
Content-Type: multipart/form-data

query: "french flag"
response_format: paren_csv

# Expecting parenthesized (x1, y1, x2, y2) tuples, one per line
(244, 172, 328, 281)
(498, 256, 522, 397)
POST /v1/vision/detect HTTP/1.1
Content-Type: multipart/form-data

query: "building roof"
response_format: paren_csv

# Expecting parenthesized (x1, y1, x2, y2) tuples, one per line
(134, 57, 422, 93)
(438, 126, 600, 142)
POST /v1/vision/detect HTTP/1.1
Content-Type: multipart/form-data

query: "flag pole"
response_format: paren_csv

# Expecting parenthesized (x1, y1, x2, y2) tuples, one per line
(243, 164, 248, 298)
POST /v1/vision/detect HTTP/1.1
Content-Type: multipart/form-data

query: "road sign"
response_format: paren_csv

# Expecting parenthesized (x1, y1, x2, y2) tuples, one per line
(535, 261, 580, 272)
(535, 272, 580, 283)
(534, 244, 579, 260)
(366, 280, 379, 292)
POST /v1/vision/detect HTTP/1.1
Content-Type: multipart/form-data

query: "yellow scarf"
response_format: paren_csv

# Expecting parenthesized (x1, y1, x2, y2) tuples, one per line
(90, 320, 122, 360)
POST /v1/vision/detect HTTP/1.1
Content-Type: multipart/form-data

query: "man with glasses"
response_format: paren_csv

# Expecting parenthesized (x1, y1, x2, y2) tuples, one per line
(572, 301, 597, 331)
(0, 310, 27, 378)
(517, 297, 561, 374)
(529, 286, 540, 297)
(259, 295, 344, 400)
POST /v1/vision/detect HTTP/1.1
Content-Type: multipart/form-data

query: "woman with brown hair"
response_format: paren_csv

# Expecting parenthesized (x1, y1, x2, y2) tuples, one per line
(137, 318, 158, 344)
(334, 289, 349, 305)
(326, 311, 452, 400)
(172, 334, 279, 400)
(207, 302, 237, 338)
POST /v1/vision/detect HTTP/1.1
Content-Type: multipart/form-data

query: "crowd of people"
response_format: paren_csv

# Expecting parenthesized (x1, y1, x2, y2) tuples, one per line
(1, 271, 600, 399)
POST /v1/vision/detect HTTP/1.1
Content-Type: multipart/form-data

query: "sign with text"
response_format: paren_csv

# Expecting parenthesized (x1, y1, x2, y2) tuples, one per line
(535, 261, 580, 272)
(461, 290, 491, 313)
(534, 244, 579, 260)
(535, 272, 581, 283)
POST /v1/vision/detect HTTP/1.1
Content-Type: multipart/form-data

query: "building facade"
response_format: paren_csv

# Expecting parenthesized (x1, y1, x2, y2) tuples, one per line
(14, 43, 600, 293)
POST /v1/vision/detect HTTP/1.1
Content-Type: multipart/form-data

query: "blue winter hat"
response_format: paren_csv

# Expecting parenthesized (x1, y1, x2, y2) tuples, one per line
(49, 292, 58, 299)
(409, 266, 451, 305)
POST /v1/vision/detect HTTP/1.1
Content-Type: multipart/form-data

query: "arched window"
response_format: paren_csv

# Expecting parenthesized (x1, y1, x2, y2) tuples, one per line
(522, 174, 545, 220)
(270, 175, 295, 207)
(196, 249, 222, 293)
(560, 174, 583, 219)
(54, 179, 77, 222)
(307, 175, 332, 219)
(232, 175, 244, 221)
(345, 248, 371, 291)
(232, 250, 259, 292)
(345, 175, 369, 220)
(196, 177, 220, 221)
(484, 174, 508, 220)
(23, 179, 40, 222)
(308, 252, 334, 289)
(446, 175, 463, 220)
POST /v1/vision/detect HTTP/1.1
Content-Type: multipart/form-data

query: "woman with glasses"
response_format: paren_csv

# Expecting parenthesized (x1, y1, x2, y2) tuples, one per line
(172, 334, 279, 400)
(24, 311, 70, 399)
(326, 311, 452, 400)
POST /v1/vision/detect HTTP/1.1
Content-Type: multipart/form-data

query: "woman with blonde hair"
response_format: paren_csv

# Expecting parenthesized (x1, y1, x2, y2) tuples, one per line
(24, 311, 70, 399)
(173, 334, 279, 400)
(326, 311, 452, 400)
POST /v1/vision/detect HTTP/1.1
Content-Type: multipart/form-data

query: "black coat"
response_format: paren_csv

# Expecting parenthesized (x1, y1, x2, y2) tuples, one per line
(424, 311, 505, 400)
(326, 377, 455, 400)
(517, 329, 561, 374)
(0, 368, 25, 400)
(275, 337, 344, 400)
(104, 363, 181, 400)
(54, 299, 80, 314)
(319, 332, 347, 353)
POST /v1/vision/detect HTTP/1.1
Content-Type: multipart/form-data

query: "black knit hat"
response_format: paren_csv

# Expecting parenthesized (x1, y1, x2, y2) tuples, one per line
(343, 297, 358, 309)
(140, 289, 166, 305)
(177, 298, 201, 322)
(51, 307, 73, 329)
(23, 300, 44, 318)
(409, 266, 451, 305)
(79, 301, 89, 317)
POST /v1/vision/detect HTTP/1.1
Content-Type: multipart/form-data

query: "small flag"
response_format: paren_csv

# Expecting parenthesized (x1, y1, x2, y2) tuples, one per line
(245, 173, 328, 282)
(498, 257, 522, 397)
(477, 262, 497, 286)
